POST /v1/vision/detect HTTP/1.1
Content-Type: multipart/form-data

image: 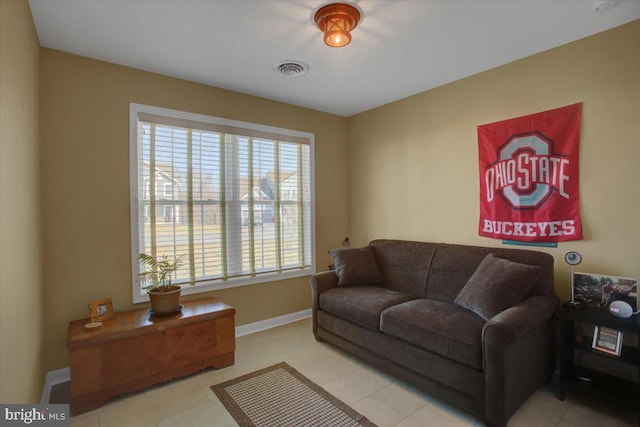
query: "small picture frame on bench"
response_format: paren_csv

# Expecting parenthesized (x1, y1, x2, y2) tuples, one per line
(89, 298, 115, 322)
(592, 325, 623, 357)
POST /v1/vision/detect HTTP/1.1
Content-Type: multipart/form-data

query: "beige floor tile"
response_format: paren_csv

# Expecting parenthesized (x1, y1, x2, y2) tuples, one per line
(295, 353, 363, 386)
(89, 387, 149, 415)
(97, 401, 154, 427)
(352, 396, 414, 427)
(243, 319, 313, 345)
(508, 409, 559, 427)
(428, 396, 484, 425)
(398, 382, 440, 403)
(98, 403, 158, 427)
(278, 329, 317, 348)
(98, 381, 210, 427)
(234, 339, 282, 365)
(358, 363, 403, 385)
(508, 385, 570, 426)
(280, 341, 342, 369)
(245, 338, 290, 353)
(323, 366, 392, 404)
(196, 366, 245, 389)
(394, 401, 476, 427)
(144, 372, 204, 399)
(368, 382, 430, 414)
(156, 400, 236, 427)
(69, 411, 99, 427)
(351, 382, 429, 427)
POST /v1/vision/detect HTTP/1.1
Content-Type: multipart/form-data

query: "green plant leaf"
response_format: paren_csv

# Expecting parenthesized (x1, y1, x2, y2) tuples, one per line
(137, 253, 184, 288)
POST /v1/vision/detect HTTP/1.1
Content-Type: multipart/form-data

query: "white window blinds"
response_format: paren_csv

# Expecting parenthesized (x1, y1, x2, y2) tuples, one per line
(130, 104, 314, 301)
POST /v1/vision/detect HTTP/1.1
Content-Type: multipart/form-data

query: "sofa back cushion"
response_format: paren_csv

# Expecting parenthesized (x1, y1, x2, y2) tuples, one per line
(425, 243, 554, 303)
(329, 246, 384, 287)
(370, 240, 438, 298)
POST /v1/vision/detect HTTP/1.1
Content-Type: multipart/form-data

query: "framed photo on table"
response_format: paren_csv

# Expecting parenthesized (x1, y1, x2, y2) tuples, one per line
(574, 273, 638, 309)
(89, 298, 114, 322)
(592, 326, 623, 356)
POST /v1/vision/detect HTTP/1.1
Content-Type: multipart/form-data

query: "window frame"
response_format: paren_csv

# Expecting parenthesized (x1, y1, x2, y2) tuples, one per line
(129, 103, 316, 303)
(163, 182, 173, 197)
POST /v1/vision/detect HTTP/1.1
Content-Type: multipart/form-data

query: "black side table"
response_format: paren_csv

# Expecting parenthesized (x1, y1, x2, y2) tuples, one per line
(557, 304, 639, 423)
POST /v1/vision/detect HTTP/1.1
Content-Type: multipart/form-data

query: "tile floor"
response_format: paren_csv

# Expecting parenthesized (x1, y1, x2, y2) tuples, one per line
(68, 318, 637, 427)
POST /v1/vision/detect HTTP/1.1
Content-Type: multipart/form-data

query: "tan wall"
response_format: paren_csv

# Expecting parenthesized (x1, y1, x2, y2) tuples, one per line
(19, 8, 640, 381)
(39, 49, 349, 371)
(349, 20, 640, 301)
(0, 0, 44, 403)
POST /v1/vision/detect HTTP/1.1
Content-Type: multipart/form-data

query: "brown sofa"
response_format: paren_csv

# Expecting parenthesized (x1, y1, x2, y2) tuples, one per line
(310, 239, 559, 427)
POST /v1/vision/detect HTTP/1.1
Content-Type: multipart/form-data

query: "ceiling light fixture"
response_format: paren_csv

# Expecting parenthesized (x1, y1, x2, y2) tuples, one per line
(314, 3, 361, 48)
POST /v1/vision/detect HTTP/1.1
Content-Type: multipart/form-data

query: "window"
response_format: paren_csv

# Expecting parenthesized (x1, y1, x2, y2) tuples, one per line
(130, 104, 315, 302)
(163, 183, 173, 197)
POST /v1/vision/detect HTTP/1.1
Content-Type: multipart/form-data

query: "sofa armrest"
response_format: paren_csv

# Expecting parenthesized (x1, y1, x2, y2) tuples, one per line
(483, 294, 559, 347)
(482, 294, 559, 427)
(309, 271, 339, 339)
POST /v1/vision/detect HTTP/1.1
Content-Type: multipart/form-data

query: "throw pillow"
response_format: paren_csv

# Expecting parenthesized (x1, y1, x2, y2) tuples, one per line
(329, 246, 384, 287)
(454, 253, 541, 320)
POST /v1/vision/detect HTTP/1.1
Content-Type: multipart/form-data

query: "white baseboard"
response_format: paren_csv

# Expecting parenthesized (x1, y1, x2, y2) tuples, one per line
(235, 309, 311, 337)
(40, 309, 311, 403)
(40, 367, 70, 405)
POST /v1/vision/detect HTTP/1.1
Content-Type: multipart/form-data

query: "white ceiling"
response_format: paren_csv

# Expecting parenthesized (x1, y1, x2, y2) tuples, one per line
(29, 0, 640, 117)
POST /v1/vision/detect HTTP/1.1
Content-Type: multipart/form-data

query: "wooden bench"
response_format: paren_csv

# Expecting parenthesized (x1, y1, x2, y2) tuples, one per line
(67, 297, 235, 415)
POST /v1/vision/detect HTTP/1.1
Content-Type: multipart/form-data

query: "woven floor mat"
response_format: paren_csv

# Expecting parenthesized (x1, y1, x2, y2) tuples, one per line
(211, 362, 377, 427)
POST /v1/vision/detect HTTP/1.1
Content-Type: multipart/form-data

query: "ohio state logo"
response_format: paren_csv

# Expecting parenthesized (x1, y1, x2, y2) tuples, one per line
(484, 132, 570, 209)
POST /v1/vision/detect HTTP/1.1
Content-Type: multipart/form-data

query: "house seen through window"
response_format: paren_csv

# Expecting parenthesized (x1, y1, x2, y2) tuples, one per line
(130, 104, 315, 302)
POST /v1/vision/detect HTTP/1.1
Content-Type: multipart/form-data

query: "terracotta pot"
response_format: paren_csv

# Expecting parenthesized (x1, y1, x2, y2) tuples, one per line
(148, 285, 182, 315)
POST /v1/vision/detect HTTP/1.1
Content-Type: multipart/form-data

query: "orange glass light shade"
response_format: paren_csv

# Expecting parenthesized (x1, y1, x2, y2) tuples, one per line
(314, 3, 361, 48)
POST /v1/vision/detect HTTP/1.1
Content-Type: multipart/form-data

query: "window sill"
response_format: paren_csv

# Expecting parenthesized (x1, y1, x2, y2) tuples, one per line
(132, 268, 313, 304)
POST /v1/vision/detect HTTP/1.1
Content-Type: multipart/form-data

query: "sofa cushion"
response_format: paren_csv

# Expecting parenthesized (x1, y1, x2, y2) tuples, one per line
(380, 299, 485, 370)
(454, 253, 541, 321)
(329, 246, 384, 287)
(318, 311, 485, 399)
(319, 286, 416, 331)
(425, 243, 554, 303)
(369, 240, 438, 298)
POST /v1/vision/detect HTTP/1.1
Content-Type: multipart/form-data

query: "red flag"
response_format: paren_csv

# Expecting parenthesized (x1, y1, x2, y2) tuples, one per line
(478, 103, 582, 242)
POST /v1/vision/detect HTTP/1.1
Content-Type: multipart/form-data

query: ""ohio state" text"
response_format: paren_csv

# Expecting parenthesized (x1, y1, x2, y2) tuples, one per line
(485, 152, 570, 202)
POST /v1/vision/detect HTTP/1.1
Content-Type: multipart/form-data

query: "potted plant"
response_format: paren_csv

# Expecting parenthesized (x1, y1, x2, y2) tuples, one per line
(138, 253, 183, 315)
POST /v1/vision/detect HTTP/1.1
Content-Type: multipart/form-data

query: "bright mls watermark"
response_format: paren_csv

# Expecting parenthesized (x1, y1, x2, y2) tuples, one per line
(0, 405, 68, 426)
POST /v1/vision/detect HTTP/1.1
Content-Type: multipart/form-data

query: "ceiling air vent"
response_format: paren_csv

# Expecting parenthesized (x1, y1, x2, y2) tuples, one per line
(276, 61, 308, 77)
